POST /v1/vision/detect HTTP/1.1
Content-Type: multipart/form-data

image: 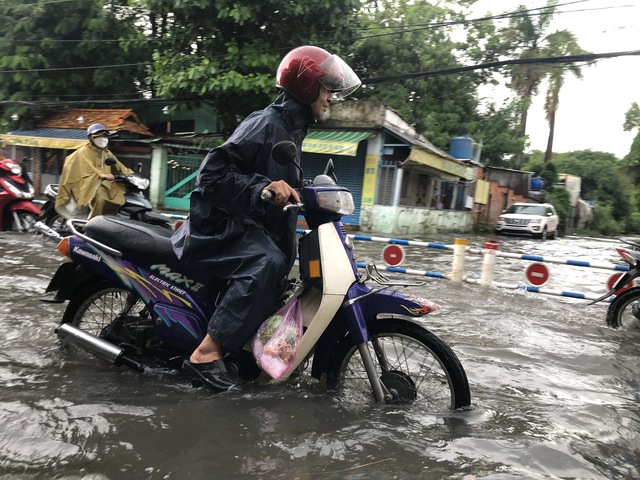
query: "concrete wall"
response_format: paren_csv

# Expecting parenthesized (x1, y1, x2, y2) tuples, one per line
(359, 205, 472, 236)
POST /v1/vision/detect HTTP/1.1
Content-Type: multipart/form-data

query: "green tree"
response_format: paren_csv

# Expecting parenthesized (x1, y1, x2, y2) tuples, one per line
(623, 102, 640, 182)
(499, 1, 558, 165)
(351, 0, 481, 150)
(496, 1, 585, 166)
(542, 30, 588, 162)
(0, 0, 150, 127)
(529, 150, 632, 222)
(474, 99, 527, 166)
(143, 0, 361, 130)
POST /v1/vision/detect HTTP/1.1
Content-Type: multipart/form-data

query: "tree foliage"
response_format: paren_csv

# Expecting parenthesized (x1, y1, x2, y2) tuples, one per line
(351, 0, 481, 150)
(0, 0, 150, 128)
(542, 30, 588, 162)
(525, 149, 632, 221)
(142, 0, 361, 130)
(494, 1, 587, 165)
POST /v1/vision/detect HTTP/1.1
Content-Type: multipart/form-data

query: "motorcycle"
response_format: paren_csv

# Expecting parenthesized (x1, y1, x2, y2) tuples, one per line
(35, 158, 172, 238)
(591, 239, 640, 328)
(0, 158, 42, 232)
(35, 183, 64, 232)
(41, 141, 471, 409)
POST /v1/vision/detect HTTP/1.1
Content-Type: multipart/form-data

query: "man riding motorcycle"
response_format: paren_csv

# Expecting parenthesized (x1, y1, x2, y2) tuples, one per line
(171, 45, 361, 391)
(55, 123, 133, 220)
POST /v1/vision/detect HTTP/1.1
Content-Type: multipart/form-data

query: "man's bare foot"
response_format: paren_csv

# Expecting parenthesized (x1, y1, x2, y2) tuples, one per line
(189, 334, 224, 363)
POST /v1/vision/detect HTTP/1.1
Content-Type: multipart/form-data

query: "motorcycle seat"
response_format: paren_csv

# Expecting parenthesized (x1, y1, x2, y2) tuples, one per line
(83, 215, 178, 261)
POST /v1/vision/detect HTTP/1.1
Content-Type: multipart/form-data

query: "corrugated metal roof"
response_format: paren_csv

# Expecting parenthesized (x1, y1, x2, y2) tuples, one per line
(8, 128, 86, 140)
(38, 108, 152, 136)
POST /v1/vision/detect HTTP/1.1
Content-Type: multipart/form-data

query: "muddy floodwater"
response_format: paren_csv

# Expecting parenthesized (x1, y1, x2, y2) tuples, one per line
(0, 231, 638, 479)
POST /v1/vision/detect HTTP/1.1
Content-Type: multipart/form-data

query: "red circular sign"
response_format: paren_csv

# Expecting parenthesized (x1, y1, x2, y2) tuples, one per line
(607, 273, 634, 295)
(383, 244, 405, 266)
(525, 263, 550, 286)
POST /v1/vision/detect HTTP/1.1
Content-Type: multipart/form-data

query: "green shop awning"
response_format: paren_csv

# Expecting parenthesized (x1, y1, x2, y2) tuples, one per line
(302, 130, 373, 157)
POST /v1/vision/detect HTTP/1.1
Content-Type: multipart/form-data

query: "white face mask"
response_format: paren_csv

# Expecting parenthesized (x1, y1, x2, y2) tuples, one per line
(93, 136, 109, 149)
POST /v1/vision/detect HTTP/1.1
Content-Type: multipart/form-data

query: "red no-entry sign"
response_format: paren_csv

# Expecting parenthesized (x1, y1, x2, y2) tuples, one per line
(525, 262, 550, 287)
(383, 244, 405, 266)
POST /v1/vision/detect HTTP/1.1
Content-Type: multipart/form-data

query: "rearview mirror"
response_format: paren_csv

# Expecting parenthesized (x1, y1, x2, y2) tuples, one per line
(272, 140, 302, 187)
(272, 141, 298, 165)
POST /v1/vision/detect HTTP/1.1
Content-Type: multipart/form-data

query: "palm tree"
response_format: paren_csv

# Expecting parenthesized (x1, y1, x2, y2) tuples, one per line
(543, 30, 588, 162)
(498, 1, 568, 165)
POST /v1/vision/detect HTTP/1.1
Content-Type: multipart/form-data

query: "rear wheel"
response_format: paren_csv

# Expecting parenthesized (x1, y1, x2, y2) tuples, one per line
(605, 287, 640, 329)
(326, 318, 471, 411)
(61, 281, 146, 336)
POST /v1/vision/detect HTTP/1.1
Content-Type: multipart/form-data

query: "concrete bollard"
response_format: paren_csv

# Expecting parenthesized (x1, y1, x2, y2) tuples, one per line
(480, 240, 499, 287)
(450, 238, 467, 282)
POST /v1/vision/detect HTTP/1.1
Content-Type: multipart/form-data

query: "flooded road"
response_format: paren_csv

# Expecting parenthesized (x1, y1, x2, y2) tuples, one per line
(0, 231, 638, 479)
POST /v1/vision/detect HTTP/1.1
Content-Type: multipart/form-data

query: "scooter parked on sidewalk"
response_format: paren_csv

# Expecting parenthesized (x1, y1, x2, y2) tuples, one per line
(591, 239, 640, 328)
(35, 158, 172, 238)
(41, 141, 471, 409)
(0, 158, 42, 232)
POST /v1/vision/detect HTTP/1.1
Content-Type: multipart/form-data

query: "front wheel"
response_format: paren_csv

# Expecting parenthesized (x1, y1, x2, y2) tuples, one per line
(42, 209, 67, 234)
(11, 211, 38, 232)
(605, 287, 640, 329)
(326, 318, 471, 411)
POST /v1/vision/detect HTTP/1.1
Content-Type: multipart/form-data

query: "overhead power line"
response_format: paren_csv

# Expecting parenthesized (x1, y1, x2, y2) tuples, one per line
(2, 49, 639, 107)
(361, 49, 640, 85)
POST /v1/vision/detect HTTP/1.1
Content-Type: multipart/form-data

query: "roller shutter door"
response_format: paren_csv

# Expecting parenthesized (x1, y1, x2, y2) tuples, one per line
(301, 141, 367, 226)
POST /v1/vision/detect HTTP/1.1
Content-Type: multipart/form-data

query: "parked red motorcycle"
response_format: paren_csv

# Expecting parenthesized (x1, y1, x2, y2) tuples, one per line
(0, 158, 42, 232)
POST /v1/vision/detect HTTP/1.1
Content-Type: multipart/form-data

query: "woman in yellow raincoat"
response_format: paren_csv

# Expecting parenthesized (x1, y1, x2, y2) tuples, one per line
(55, 123, 132, 219)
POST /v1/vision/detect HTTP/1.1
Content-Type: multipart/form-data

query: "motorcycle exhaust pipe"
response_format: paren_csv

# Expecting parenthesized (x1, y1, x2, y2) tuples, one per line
(56, 323, 145, 372)
(34, 221, 63, 241)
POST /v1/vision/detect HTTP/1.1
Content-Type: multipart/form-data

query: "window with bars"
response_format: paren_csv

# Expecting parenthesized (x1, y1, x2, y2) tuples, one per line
(378, 159, 397, 206)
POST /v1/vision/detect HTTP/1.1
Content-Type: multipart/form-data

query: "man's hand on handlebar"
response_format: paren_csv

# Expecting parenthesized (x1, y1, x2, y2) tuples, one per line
(99, 173, 115, 182)
(262, 180, 300, 206)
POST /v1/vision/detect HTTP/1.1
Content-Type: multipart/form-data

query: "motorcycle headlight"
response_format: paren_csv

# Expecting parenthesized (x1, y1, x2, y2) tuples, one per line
(316, 190, 355, 214)
(9, 163, 22, 175)
(127, 175, 150, 190)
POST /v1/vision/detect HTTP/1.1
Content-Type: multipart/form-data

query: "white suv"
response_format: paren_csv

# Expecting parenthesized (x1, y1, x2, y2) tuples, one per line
(494, 202, 559, 239)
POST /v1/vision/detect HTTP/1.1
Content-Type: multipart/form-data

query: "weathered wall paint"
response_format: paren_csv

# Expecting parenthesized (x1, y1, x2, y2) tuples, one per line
(359, 206, 472, 236)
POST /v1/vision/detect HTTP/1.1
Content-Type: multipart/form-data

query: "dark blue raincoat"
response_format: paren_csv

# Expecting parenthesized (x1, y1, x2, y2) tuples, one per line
(171, 92, 313, 353)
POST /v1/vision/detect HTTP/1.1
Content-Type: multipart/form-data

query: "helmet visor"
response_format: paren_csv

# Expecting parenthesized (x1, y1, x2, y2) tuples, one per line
(318, 55, 361, 101)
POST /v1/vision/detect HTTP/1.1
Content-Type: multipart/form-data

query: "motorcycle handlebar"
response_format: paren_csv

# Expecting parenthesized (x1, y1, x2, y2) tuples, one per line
(260, 189, 303, 212)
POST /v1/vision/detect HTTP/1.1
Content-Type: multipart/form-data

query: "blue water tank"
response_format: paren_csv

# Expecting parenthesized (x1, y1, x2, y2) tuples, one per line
(531, 177, 545, 190)
(449, 136, 475, 160)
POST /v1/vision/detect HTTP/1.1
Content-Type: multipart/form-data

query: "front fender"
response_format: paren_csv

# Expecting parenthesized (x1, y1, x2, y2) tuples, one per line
(358, 286, 441, 318)
(310, 285, 440, 379)
(10, 200, 42, 215)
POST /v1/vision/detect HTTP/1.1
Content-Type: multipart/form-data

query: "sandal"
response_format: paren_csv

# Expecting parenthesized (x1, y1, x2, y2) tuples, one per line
(183, 358, 242, 391)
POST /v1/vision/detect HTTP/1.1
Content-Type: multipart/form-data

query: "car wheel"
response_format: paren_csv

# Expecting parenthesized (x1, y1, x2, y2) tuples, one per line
(534, 227, 546, 240)
(547, 229, 557, 240)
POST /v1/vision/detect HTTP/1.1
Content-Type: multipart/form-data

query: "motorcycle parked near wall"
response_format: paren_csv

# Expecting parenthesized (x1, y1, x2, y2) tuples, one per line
(591, 239, 640, 328)
(41, 141, 471, 409)
(0, 158, 42, 232)
(35, 158, 172, 238)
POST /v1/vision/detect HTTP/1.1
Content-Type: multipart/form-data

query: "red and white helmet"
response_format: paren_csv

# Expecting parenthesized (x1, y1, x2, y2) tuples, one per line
(276, 46, 361, 104)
